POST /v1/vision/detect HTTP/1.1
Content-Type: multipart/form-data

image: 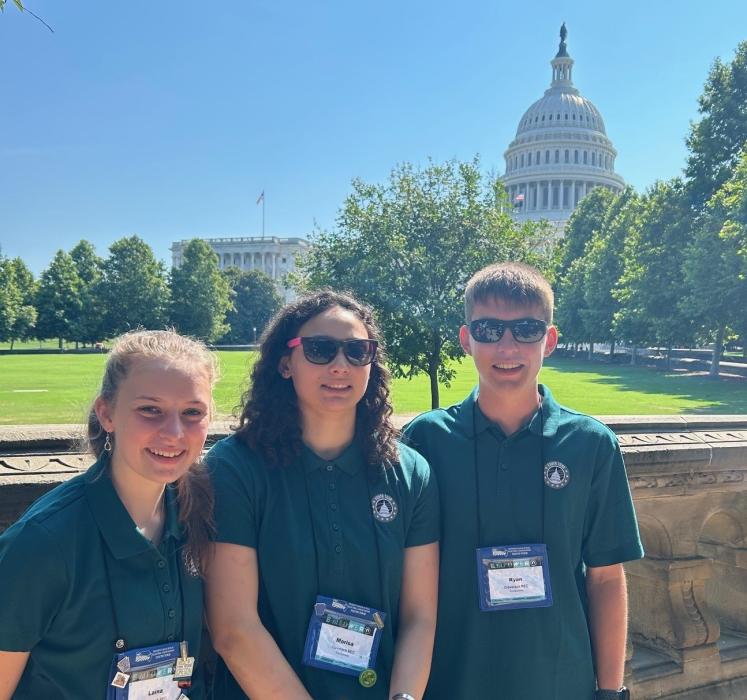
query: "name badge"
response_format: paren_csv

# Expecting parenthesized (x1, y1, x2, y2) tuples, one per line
(107, 641, 193, 700)
(476, 543, 553, 612)
(302, 595, 385, 684)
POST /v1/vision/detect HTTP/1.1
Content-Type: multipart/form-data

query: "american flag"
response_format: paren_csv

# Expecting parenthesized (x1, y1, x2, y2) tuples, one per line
(514, 193, 525, 203)
(256, 190, 265, 205)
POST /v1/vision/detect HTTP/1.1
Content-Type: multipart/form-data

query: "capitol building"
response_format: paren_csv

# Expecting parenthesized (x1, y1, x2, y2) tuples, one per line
(502, 25, 625, 233)
(171, 236, 309, 302)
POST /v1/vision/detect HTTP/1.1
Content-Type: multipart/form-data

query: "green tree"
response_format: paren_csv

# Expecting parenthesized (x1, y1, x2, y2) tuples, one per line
(613, 180, 694, 366)
(555, 187, 617, 279)
(221, 268, 282, 344)
(580, 188, 641, 357)
(301, 158, 552, 408)
(69, 240, 104, 345)
(686, 147, 747, 373)
(8, 258, 37, 348)
(555, 255, 589, 351)
(35, 250, 83, 348)
(0, 256, 21, 344)
(169, 239, 231, 341)
(100, 236, 169, 336)
(686, 41, 747, 207)
(717, 148, 747, 356)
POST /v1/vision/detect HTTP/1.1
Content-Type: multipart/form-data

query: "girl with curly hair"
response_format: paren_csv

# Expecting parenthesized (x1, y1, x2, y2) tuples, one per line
(205, 290, 439, 700)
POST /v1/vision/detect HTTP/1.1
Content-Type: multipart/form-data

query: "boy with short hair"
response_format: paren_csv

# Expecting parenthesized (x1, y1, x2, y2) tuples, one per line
(403, 262, 643, 700)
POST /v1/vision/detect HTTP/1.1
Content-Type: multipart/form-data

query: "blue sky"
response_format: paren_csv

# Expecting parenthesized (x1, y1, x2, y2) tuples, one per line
(1, 1, 746, 276)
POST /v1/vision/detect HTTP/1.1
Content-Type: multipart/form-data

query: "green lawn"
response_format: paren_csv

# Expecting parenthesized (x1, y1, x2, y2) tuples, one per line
(0, 352, 745, 425)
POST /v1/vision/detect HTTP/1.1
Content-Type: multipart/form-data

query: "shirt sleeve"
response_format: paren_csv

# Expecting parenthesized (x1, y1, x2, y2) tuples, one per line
(582, 432, 644, 567)
(207, 441, 259, 549)
(0, 519, 69, 651)
(403, 450, 441, 548)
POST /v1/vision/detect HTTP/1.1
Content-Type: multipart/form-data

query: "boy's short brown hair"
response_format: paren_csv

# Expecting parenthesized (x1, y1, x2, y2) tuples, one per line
(464, 262, 554, 323)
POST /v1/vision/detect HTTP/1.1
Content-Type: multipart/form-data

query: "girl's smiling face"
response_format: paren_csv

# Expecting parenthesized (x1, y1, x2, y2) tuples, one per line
(95, 356, 212, 487)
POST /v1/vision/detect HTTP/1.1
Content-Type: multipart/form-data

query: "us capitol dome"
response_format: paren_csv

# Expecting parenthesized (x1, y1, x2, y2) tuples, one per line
(502, 24, 625, 233)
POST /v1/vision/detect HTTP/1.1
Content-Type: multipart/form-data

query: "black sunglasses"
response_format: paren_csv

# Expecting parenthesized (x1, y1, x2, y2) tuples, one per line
(469, 318, 548, 344)
(286, 336, 378, 366)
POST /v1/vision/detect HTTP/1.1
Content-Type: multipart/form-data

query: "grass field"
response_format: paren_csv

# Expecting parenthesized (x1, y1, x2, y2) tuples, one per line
(1, 351, 746, 425)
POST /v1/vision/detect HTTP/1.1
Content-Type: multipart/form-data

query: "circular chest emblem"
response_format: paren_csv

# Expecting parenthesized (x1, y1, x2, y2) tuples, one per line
(544, 461, 570, 489)
(371, 493, 398, 523)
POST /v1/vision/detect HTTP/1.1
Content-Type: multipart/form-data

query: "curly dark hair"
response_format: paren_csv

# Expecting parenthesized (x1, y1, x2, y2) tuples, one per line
(235, 289, 399, 470)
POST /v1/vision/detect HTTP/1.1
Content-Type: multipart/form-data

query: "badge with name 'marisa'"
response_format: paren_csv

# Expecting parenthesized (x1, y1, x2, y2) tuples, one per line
(302, 595, 386, 687)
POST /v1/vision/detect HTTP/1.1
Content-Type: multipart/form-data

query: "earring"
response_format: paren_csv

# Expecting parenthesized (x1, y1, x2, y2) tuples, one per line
(104, 433, 113, 452)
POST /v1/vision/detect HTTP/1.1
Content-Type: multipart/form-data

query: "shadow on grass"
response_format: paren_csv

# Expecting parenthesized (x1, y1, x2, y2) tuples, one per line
(544, 356, 747, 414)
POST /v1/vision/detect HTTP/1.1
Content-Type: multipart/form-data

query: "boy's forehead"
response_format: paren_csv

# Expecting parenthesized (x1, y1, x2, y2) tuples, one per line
(469, 296, 544, 320)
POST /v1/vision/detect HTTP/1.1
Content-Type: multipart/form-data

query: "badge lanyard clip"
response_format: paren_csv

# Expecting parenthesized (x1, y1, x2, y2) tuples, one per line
(174, 640, 195, 688)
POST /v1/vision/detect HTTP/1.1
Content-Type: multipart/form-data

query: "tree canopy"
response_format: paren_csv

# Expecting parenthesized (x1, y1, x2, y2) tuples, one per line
(221, 267, 282, 344)
(100, 236, 170, 336)
(301, 158, 552, 408)
(170, 239, 232, 341)
(35, 250, 83, 348)
(686, 41, 747, 207)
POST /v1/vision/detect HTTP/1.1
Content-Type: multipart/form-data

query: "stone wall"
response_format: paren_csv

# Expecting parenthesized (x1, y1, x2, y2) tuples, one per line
(2, 417, 747, 699)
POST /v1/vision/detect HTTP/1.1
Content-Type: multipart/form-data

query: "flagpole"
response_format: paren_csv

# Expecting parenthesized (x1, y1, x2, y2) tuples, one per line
(262, 191, 265, 239)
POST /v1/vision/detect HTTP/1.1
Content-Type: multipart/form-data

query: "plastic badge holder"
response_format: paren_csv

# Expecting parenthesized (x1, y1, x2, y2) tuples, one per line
(302, 595, 385, 677)
(476, 543, 554, 612)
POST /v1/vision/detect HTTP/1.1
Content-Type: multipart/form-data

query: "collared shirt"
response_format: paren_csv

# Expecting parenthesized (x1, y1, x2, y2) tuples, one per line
(403, 385, 643, 700)
(0, 456, 204, 700)
(208, 434, 439, 700)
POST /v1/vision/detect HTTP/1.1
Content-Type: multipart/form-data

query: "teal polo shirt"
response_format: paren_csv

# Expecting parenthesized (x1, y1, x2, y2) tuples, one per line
(208, 434, 440, 700)
(0, 456, 205, 700)
(403, 385, 643, 700)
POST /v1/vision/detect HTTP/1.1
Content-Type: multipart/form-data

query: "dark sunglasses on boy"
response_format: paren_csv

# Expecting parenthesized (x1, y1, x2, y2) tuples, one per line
(469, 318, 548, 344)
(287, 336, 378, 366)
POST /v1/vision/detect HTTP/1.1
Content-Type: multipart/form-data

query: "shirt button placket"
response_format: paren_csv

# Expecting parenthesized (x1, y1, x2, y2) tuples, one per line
(155, 553, 178, 640)
(326, 465, 344, 575)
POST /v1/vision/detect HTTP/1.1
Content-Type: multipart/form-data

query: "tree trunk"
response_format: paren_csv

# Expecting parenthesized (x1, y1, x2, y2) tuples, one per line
(9, 339, 14, 351)
(630, 345, 636, 365)
(609, 339, 616, 359)
(588, 339, 594, 361)
(58, 337, 63, 350)
(428, 358, 440, 409)
(666, 343, 673, 372)
(709, 325, 724, 377)
(428, 330, 441, 409)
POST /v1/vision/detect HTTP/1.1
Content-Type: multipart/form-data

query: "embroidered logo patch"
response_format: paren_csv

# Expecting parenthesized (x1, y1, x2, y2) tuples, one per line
(371, 493, 398, 522)
(544, 461, 570, 489)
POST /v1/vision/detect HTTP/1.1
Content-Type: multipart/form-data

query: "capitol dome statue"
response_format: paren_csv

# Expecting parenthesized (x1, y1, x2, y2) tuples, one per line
(502, 24, 625, 233)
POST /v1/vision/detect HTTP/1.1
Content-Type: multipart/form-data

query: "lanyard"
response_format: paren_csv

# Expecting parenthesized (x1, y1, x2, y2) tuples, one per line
(472, 395, 546, 547)
(301, 452, 388, 614)
(99, 520, 187, 652)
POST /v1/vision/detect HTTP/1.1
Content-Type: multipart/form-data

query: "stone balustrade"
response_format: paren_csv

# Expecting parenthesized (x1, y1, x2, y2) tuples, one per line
(2, 416, 747, 699)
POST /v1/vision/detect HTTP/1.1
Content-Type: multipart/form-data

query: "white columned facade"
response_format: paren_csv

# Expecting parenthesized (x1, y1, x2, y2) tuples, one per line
(501, 24, 625, 236)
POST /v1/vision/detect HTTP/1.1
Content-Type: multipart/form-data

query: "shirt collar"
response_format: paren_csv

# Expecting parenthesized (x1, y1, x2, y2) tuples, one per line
(457, 384, 560, 439)
(302, 439, 363, 475)
(85, 455, 181, 560)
